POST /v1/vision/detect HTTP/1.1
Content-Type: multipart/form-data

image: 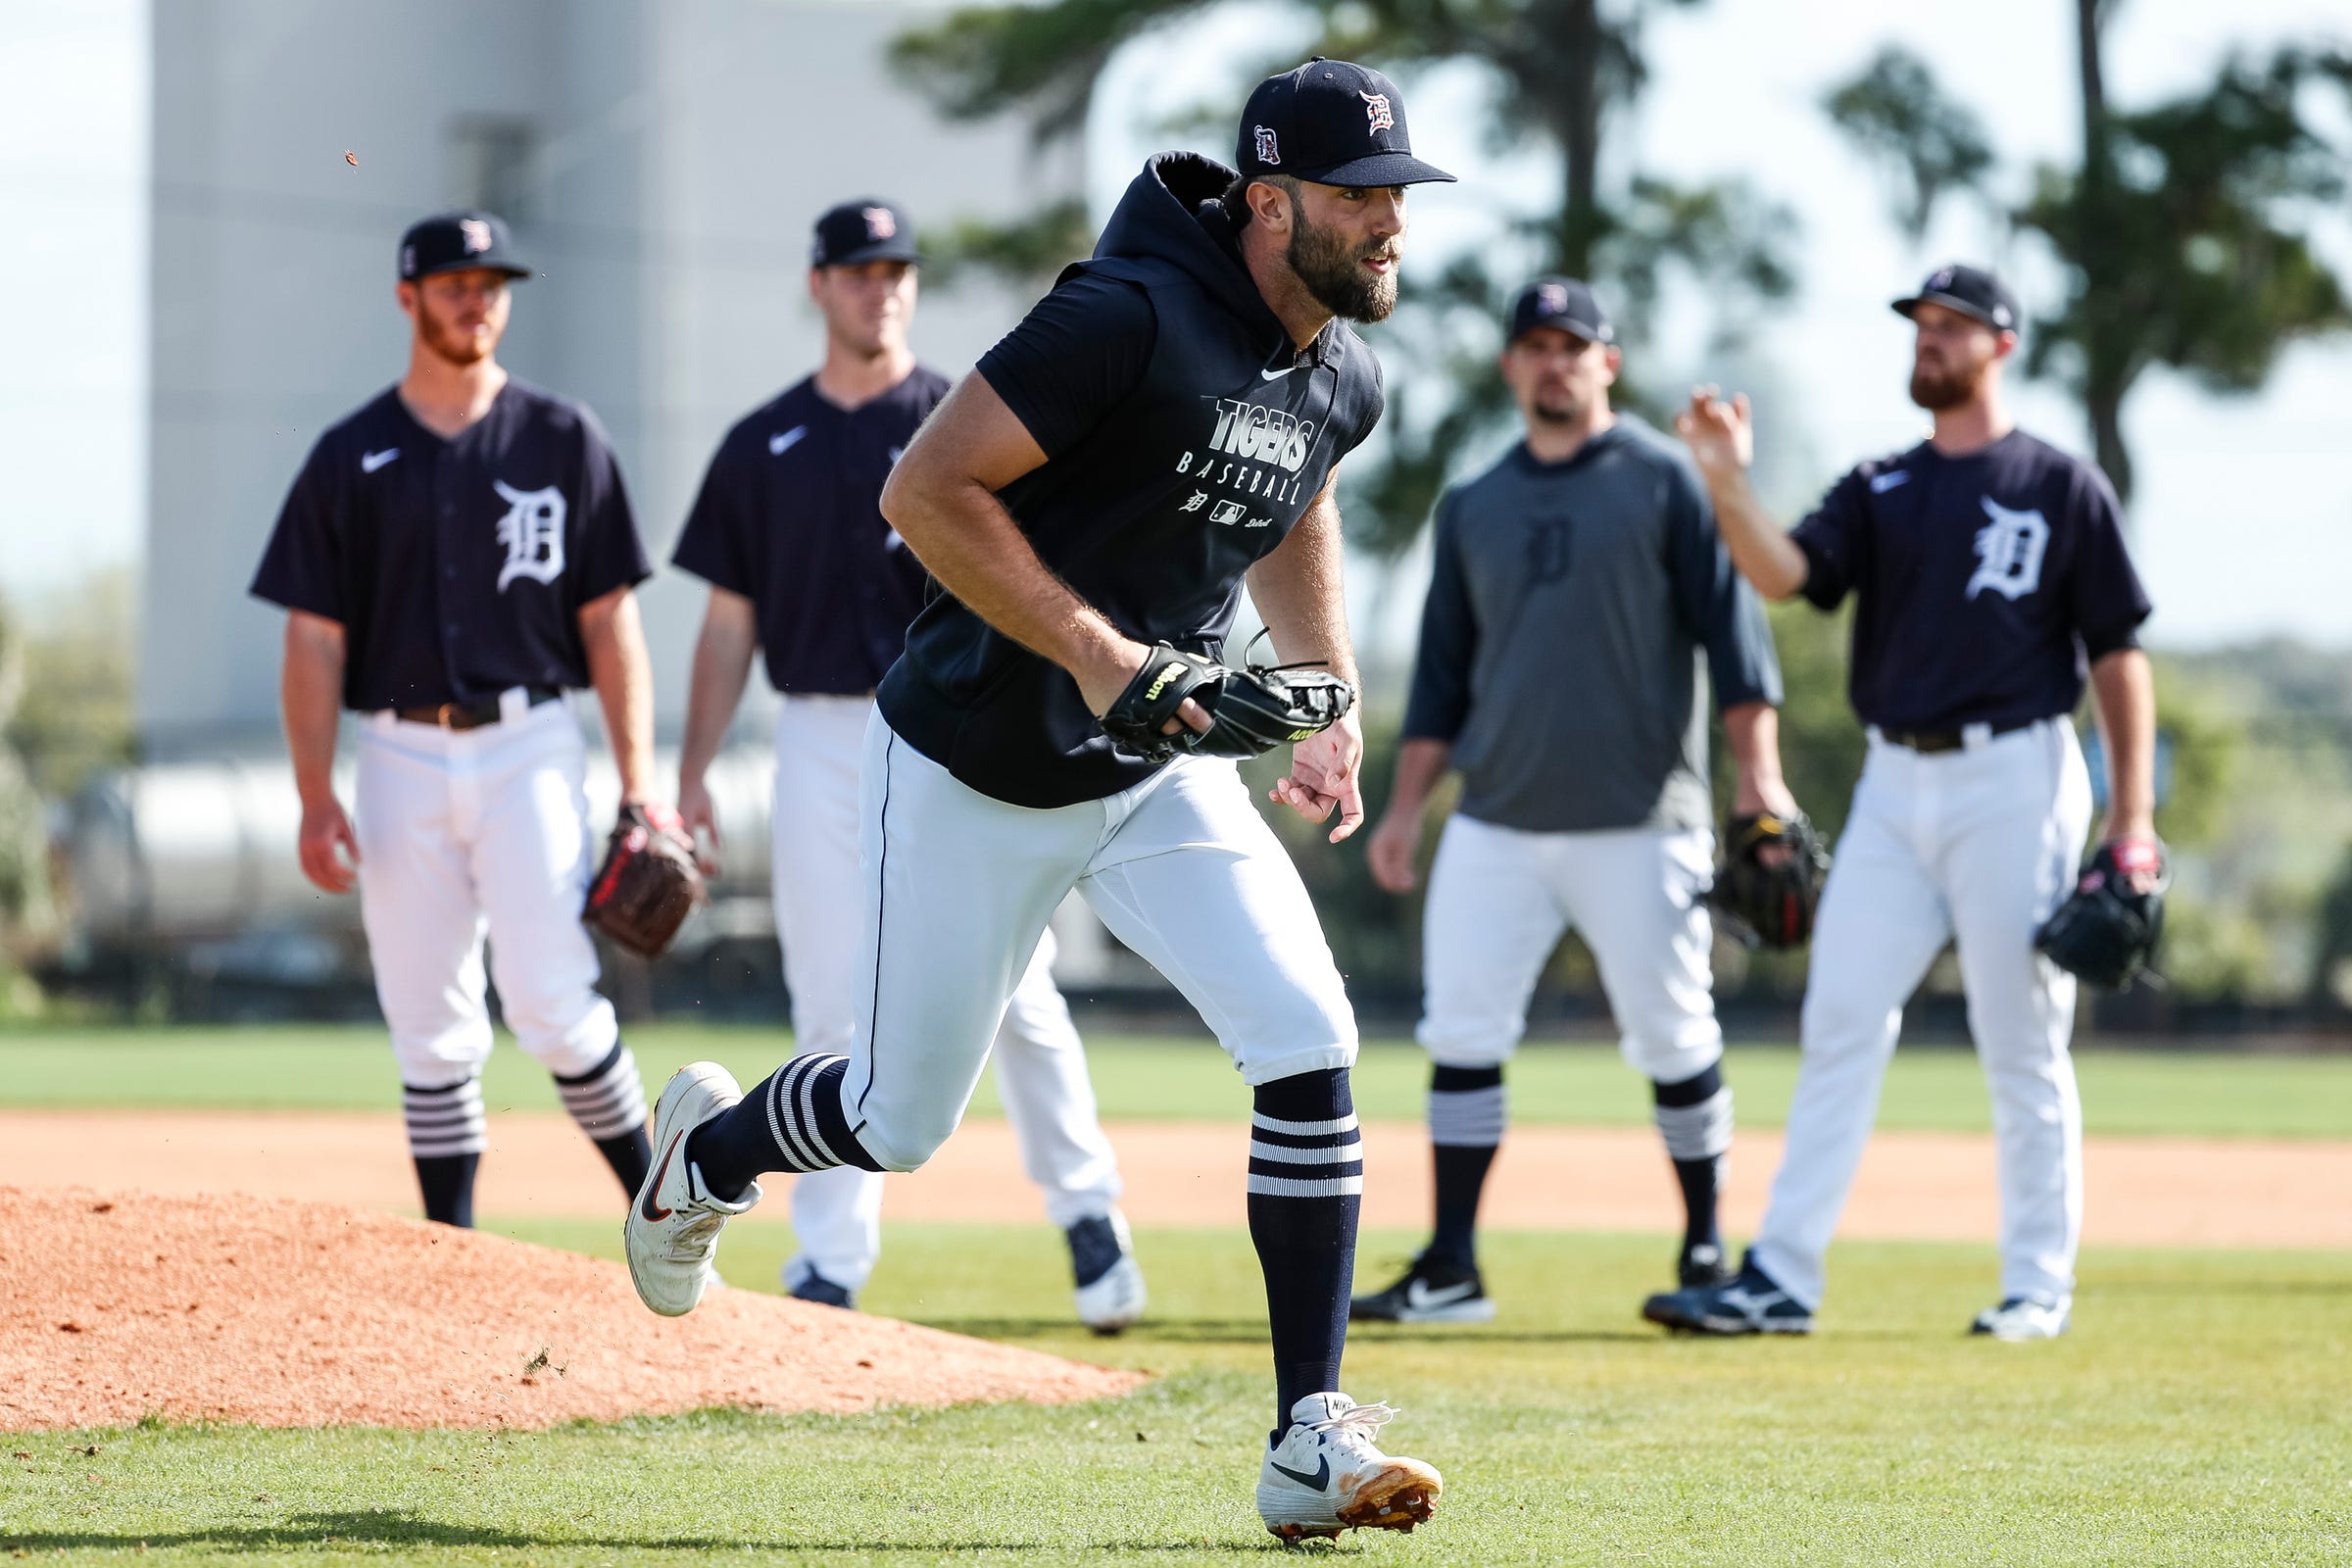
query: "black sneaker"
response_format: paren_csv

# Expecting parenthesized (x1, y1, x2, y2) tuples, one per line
(1642, 1251, 1813, 1336)
(1679, 1241, 1735, 1289)
(1349, 1251, 1495, 1324)
(787, 1268, 857, 1309)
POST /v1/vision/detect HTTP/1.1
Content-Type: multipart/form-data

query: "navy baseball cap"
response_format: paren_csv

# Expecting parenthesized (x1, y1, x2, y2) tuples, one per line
(1509, 276, 1614, 346)
(811, 199, 919, 268)
(1893, 263, 2022, 333)
(1237, 59, 1455, 188)
(398, 211, 529, 282)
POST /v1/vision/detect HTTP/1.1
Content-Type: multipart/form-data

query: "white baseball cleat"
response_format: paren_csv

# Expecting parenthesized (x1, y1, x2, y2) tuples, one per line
(1970, 1295, 2072, 1342)
(624, 1062, 762, 1317)
(1068, 1211, 1148, 1335)
(1255, 1393, 1442, 1542)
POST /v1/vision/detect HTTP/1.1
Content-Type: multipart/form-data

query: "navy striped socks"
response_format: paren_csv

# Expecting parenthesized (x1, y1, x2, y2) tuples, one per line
(1653, 1062, 1733, 1259)
(554, 1041, 653, 1194)
(1427, 1063, 1505, 1268)
(403, 1078, 486, 1227)
(687, 1053, 884, 1202)
(1248, 1067, 1361, 1433)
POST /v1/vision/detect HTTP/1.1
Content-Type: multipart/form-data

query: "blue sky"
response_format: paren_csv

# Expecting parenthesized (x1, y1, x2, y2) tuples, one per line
(3, 0, 2346, 650)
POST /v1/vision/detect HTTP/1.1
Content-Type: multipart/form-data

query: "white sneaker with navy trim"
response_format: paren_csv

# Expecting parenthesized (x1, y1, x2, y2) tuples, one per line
(1971, 1296, 2072, 1341)
(1255, 1393, 1442, 1542)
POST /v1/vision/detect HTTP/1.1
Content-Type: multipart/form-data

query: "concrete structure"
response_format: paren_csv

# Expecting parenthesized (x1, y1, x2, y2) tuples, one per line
(144, 0, 1078, 760)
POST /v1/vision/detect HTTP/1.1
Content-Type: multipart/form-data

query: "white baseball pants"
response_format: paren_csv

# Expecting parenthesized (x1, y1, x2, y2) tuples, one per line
(1750, 717, 2092, 1310)
(352, 693, 618, 1089)
(1418, 814, 1724, 1084)
(840, 710, 1357, 1175)
(767, 695, 1126, 1292)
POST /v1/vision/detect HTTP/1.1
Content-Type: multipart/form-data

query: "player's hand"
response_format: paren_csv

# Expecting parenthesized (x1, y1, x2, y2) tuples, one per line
(678, 774, 721, 876)
(1271, 711, 1366, 843)
(1080, 638, 1210, 736)
(297, 795, 361, 894)
(1366, 809, 1422, 893)
(1675, 386, 1753, 480)
(1732, 771, 1801, 823)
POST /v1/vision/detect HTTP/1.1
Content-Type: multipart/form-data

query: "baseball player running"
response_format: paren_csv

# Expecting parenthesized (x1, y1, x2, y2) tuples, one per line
(252, 211, 661, 1227)
(628, 61, 1452, 1542)
(1647, 264, 2156, 1341)
(1352, 278, 1791, 1326)
(671, 196, 1145, 1331)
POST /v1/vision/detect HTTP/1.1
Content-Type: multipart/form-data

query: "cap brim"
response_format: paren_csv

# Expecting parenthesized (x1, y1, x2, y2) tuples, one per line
(416, 260, 531, 280)
(1892, 292, 2007, 330)
(820, 241, 921, 268)
(1298, 152, 1457, 187)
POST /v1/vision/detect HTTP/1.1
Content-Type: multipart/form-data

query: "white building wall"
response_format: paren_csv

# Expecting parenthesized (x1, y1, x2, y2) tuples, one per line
(143, 0, 1080, 759)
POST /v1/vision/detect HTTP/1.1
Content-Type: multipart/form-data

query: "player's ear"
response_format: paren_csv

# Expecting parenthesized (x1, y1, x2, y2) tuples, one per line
(1601, 344, 1624, 383)
(806, 267, 826, 305)
(1991, 328, 2020, 363)
(1248, 179, 1292, 236)
(395, 278, 417, 318)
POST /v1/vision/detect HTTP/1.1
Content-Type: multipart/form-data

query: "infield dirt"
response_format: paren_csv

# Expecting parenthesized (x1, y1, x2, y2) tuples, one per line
(0, 1188, 1142, 1433)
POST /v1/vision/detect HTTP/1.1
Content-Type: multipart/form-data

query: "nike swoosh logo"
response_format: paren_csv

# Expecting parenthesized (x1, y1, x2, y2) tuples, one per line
(641, 1130, 685, 1222)
(361, 448, 400, 473)
(768, 426, 808, 456)
(1269, 1454, 1331, 1490)
(1869, 469, 1910, 493)
(1258, 366, 1298, 381)
(1405, 1279, 1478, 1310)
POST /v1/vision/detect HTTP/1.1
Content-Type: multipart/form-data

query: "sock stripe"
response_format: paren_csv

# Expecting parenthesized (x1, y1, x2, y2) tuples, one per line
(1251, 1110, 1359, 1138)
(557, 1048, 647, 1138)
(1655, 1088, 1734, 1161)
(796, 1054, 846, 1165)
(767, 1056, 827, 1173)
(1248, 1138, 1362, 1165)
(1247, 1172, 1365, 1199)
(1429, 1084, 1506, 1147)
(404, 1078, 486, 1158)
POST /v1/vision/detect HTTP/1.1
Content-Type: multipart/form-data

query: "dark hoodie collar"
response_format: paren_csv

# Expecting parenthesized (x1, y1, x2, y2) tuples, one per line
(1094, 152, 1348, 372)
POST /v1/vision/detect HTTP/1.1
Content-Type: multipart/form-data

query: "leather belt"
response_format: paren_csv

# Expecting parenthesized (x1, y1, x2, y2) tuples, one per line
(1878, 718, 2034, 755)
(391, 686, 562, 731)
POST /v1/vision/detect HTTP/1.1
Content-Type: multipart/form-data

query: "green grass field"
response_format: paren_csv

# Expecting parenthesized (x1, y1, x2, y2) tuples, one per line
(2, 1223, 2346, 1564)
(2, 1032, 2347, 1562)
(4, 1023, 2349, 1137)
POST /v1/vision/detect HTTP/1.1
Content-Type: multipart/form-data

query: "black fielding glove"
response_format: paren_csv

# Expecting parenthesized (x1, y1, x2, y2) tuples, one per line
(1708, 809, 1831, 951)
(2035, 837, 2168, 989)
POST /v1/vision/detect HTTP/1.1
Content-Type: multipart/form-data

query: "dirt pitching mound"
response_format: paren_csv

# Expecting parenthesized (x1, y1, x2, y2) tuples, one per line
(0, 1188, 1142, 1433)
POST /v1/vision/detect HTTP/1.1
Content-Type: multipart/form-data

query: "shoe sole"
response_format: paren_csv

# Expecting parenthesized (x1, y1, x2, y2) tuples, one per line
(623, 1064, 739, 1318)
(1642, 1295, 1813, 1336)
(1261, 1458, 1443, 1541)
(1350, 1298, 1497, 1326)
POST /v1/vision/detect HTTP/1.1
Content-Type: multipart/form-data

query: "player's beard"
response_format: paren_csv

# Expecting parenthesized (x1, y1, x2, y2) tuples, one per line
(1908, 354, 1981, 411)
(416, 295, 502, 368)
(1528, 388, 1585, 427)
(1286, 206, 1399, 323)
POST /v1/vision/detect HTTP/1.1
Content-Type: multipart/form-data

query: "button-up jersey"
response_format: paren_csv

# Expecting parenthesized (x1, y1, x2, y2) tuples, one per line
(1791, 427, 2150, 733)
(250, 380, 651, 710)
(670, 368, 947, 695)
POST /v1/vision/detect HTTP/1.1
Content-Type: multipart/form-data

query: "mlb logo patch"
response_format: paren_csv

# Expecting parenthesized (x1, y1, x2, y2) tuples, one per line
(862, 206, 896, 240)
(459, 218, 493, 254)
(1253, 125, 1280, 166)
(1360, 91, 1394, 133)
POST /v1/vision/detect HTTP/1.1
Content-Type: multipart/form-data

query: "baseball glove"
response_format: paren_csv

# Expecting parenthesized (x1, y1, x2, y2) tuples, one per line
(582, 803, 705, 959)
(1708, 809, 1831, 951)
(1098, 641, 1355, 764)
(2035, 837, 2167, 990)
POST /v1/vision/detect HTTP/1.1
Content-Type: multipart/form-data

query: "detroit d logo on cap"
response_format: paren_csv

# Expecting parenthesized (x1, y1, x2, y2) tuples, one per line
(459, 218, 494, 255)
(1537, 282, 1568, 314)
(862, 206, 896, 240)
(1360, 91, 1394, 133)
(1253, 126, 1281, 166)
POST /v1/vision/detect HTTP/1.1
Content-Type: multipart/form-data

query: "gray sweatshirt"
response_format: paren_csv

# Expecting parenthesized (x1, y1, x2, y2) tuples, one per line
(1401, 416, 1782, 834)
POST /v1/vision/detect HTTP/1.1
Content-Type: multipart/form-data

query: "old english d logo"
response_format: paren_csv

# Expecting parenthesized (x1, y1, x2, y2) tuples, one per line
(1360, 91, 1394, 133)
(1254, 125, 1280, 166)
